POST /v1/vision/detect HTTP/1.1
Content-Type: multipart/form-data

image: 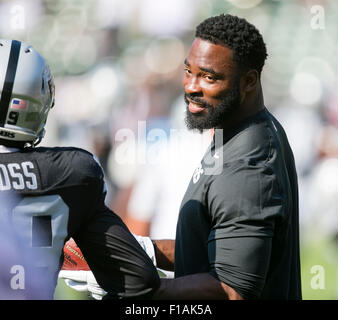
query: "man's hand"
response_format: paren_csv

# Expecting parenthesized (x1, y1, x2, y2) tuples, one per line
(59, 234, 160, 299)
(58, 270, 107, 300)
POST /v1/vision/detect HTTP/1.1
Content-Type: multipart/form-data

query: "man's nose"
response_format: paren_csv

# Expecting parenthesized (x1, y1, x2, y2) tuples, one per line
(183, 76, 202, 95)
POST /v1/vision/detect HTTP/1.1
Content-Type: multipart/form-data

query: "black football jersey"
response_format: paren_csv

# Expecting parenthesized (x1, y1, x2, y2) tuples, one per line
(0, 146, 160, 299)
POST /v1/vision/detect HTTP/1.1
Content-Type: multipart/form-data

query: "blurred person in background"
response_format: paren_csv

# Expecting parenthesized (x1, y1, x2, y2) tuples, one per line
(0, 39, 160, 299)
(124, 98, 211, 240)
(107, 75, 179, 220)
(305, 96, 338, 242)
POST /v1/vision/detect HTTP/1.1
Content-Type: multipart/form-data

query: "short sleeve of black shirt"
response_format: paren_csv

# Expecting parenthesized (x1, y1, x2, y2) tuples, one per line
(207, 160, 284, 299)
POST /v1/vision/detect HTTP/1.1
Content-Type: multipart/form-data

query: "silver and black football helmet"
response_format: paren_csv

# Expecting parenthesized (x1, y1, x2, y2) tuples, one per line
(0, 39, 55, 146)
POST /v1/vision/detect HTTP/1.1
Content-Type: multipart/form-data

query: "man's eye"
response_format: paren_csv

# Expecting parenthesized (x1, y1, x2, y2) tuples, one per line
(184, 68, 191, 74)
(205, 75, 214, 81)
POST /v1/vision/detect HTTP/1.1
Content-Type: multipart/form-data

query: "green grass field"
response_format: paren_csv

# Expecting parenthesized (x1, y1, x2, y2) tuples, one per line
(300, 235, 338, 300)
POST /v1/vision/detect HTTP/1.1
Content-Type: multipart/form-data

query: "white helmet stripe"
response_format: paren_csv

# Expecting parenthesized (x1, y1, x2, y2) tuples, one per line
(0, 40, 21, 126)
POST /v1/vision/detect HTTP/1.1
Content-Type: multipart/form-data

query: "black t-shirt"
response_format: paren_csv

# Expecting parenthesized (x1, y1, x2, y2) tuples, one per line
(0, 146, 160, 299)
(175, 108, 302, 300)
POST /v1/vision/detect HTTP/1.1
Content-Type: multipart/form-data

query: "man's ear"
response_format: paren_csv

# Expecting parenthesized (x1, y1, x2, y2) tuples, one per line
(239, 69, 259, 103)
(242, 69, 259, 93)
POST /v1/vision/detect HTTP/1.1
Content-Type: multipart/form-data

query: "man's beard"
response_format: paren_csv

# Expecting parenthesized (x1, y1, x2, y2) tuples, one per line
(184, 80, 241, 133)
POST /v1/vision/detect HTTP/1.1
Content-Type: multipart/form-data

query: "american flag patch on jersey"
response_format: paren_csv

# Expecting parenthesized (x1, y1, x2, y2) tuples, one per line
(11, 98, 27, 110)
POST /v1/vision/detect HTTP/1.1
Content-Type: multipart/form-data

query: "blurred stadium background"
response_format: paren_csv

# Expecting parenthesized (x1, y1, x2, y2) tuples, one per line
(1, 0, 337, 300)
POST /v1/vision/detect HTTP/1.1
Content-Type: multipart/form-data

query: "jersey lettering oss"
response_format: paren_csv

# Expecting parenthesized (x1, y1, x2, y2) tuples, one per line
(0, 162, 37, 190)
(0, 130, 15, 139)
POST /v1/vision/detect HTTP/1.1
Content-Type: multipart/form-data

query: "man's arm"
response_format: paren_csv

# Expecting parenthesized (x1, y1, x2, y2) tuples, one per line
(74, 207, 160, 299)
(153, 240, 175, 271)
(153, 273, 243, 300)
(152, 240, 242, 300)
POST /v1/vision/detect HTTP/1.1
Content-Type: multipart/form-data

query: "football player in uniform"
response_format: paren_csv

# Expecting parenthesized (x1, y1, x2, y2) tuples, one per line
(0, 39, 160, 299)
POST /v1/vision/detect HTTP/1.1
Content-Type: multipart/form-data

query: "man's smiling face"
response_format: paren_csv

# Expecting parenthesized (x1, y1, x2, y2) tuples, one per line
(183, 38, 242, 132)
